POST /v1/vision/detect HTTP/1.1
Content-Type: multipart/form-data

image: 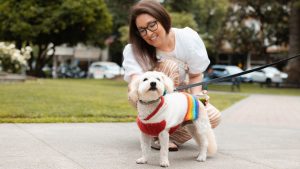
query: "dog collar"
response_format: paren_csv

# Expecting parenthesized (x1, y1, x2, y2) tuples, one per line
(138, 97, 161, 105)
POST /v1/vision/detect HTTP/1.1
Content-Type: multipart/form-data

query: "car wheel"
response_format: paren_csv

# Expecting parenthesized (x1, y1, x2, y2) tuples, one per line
(266, 78, 272, 87)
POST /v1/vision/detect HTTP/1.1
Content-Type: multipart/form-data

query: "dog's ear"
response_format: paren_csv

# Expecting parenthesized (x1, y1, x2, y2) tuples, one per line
(161, 73, 174, 93)
(128, 77, 140, 106)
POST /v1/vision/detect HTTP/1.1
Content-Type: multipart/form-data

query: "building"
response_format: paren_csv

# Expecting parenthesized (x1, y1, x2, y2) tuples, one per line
(48, 43, 108, 78)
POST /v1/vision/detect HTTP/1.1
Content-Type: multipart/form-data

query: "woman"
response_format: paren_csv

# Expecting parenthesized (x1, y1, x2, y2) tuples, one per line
(122, 0, 219, 151)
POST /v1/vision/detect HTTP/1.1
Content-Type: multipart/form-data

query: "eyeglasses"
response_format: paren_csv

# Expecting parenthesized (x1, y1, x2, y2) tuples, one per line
(137, 20, 158, 37)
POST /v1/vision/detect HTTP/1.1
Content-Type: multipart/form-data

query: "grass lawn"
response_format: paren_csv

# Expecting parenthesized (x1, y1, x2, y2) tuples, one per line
(207, 83, 300, 96)
(0, 79, 136, 123)
(1, 79, 298, 123)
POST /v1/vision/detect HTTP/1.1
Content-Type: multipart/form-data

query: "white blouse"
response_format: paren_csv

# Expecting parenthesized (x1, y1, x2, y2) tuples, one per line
(122, 27, 210, 82)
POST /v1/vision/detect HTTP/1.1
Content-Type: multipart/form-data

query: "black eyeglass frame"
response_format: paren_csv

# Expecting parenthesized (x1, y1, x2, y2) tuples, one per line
(137, 20, 158, 37)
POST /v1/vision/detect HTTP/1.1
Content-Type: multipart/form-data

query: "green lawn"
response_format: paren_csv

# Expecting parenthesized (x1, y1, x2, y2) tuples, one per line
(1, 79, 298, 123)
(207, 83, 300, 96)
(0, 79, 136, 123)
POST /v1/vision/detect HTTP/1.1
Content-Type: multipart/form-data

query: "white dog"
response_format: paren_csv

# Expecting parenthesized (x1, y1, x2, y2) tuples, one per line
(128, 71, 217, 167)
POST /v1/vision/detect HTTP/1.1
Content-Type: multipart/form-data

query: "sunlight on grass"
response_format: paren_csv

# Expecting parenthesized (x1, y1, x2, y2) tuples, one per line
(207, 83, 300, 96)
(0, 79, 136, 123)
(3, 79, 297, 123)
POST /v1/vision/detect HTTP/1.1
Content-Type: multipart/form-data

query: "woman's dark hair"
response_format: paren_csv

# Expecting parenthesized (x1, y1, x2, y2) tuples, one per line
(129, 0, 171, 71)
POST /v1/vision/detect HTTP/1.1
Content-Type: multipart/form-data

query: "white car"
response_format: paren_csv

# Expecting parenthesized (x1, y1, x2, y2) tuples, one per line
(206, 65, 250, 82)
(246, 66, 288, 85)
(88, 61, 123, 79)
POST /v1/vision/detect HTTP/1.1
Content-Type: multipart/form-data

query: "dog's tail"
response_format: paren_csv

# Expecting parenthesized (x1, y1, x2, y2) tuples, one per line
(207, 128, 217, 156)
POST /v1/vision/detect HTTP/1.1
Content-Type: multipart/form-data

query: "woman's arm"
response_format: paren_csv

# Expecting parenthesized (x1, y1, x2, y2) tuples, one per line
(188, 73, 203, 94)
(122, 44, 143, 82)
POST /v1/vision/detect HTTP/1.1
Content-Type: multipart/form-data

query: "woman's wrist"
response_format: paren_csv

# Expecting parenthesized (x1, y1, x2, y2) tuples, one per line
(188, 73, 203, 94)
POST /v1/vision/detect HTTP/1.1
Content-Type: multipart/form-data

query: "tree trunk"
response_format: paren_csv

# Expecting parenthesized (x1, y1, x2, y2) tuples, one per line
(286, 0, 300, 86)
(27, 44, 52, 77)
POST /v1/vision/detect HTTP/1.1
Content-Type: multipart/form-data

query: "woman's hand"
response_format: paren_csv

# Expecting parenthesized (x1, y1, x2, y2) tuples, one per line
(194, 90, 210, 105)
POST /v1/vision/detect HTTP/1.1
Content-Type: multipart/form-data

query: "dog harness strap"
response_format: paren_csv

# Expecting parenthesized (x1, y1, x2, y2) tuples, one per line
(144, 96, 165, 120)
(183, 93, 199, 121)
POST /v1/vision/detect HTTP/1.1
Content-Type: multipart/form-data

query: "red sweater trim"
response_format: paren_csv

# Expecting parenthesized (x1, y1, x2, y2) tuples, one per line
(137, 118, 180, 137)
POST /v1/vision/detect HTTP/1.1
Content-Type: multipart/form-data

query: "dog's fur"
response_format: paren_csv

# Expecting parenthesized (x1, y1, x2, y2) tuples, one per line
(128, 71, 217, 167)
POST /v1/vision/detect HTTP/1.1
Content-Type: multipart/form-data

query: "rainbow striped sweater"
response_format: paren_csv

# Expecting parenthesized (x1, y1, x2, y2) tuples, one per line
(183, 93, 199, 121)
(137, 92, 200, 137)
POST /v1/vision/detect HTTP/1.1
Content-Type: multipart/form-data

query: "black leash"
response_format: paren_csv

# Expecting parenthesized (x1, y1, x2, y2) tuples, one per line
(174, 54, 300, 91)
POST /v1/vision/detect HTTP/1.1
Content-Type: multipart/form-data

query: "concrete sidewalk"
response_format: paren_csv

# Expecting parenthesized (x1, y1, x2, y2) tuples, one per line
(1, 94, 300, 169)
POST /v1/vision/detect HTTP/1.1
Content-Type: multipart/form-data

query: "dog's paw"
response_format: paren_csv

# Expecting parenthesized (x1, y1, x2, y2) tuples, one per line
(136, 157, 147, 164)
(196, 154, 207, 162)
(160, 160, 170, 167)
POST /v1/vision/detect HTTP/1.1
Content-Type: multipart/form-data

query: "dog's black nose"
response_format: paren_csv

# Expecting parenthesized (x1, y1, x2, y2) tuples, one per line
(150, 82, 156, 87)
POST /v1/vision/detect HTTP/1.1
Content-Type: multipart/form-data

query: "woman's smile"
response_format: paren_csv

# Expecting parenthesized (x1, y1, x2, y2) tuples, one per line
(136, 14, 165, 47)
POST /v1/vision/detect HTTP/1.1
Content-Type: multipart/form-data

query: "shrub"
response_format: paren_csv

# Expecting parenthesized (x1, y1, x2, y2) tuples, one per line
(0, 42, 32, 73)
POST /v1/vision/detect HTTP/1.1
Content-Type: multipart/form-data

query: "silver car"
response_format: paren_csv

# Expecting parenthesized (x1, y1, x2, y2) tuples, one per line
(87, 61, 124, 79)
(246, 66, 288, 85)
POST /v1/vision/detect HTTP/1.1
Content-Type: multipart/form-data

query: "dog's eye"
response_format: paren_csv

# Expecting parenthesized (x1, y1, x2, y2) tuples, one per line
(156, 78, 160, 81)
(143, 78, 148, 81)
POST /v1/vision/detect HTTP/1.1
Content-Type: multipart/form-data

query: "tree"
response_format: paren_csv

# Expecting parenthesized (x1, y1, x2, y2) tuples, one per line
(104, 0, 136, 33)
(0, 0, 112, 77)
(286, 0, 300, 85)
(192, 0, 229, 59)
(163, 0, 194, 12)
(169, 12, 198, 30)
(221, 0, 290, 68)
(104, 0, 137, 65)
(192, 0, 229, 36)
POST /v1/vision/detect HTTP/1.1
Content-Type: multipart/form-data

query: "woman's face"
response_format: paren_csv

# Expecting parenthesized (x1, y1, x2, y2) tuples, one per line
(135, 14, 167, 48)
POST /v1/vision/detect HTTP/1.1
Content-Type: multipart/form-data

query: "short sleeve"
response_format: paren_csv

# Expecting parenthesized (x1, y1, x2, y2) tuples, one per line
(183, 27, 210, 74)
(122, 44, 143, 82)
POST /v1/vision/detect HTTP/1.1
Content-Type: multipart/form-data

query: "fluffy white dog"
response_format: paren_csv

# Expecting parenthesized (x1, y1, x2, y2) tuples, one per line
(128, 71, 217, 167)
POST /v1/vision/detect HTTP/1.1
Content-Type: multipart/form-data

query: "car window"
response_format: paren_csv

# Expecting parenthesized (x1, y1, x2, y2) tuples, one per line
(212, 68, 228, 77)
(213, 68, 225, 72)
(94, 65, 102, 68)
(263, 67, 280, 73)
(227, 67, 242, 74)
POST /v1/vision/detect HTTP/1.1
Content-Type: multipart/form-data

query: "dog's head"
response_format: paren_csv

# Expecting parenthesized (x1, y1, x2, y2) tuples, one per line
(128, 71, 174, 103)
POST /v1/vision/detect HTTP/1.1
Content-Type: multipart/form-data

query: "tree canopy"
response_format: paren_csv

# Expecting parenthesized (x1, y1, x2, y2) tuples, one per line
(222, 0, 290, 59)
(0, 0, 112, 76)
(104, 0, 136, 65)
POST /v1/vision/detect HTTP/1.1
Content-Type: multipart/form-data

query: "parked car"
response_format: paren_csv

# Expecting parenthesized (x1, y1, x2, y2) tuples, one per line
(87, 61, 123, 79)
(246, 66, 288, 86)
(204, 65, 250, 83)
